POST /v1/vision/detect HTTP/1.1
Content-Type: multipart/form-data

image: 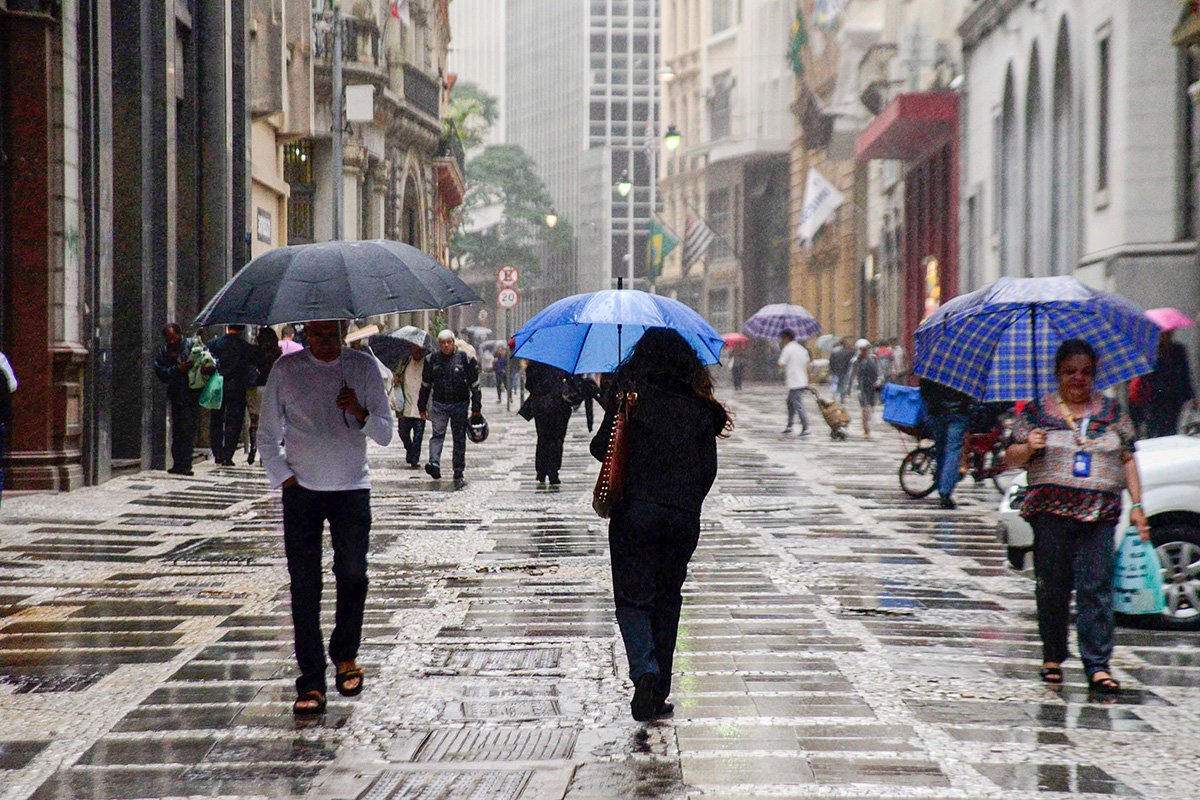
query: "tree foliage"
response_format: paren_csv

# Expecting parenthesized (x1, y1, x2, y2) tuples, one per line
(451, 145, 572, 276)
(446, 81, 499, 152)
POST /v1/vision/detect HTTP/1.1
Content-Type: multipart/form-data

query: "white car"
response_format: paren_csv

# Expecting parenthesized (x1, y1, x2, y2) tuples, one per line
(997, 433, 1200, 630)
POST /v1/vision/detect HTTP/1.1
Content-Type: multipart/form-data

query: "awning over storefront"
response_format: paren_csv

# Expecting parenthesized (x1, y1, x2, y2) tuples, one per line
(855, 92, 958, 162)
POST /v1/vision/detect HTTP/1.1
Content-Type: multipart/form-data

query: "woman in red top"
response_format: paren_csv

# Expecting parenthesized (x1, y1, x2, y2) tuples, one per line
(1005, 339, 1150, 693)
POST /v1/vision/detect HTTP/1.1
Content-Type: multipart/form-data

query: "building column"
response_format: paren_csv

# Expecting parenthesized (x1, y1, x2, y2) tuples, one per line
(1, 9, 85, 489)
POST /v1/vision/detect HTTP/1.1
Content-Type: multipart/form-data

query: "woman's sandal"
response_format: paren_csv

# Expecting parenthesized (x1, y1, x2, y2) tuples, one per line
(335, 666, 365, 697)
(1089, 674, 1121, 694)
(1039, 667, 1064, 684)
(292, 690, 326, 715)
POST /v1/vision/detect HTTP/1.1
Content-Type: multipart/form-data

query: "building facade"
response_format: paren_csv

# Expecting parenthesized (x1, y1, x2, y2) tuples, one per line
(1, 0, 251, 488)
(657, 0, 793, 333)
(959, 0, 1198, 347)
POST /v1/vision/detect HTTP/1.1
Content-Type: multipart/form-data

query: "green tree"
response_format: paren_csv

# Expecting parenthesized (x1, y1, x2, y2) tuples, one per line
(451, 144, 572, 277)
(446, 81, 499, 151)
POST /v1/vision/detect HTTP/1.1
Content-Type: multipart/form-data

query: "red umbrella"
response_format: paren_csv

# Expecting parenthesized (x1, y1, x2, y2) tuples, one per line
(722, 332, 750, 349)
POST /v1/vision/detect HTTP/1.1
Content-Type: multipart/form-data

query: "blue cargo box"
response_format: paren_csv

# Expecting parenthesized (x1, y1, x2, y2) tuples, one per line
(882, 384, 927, 427)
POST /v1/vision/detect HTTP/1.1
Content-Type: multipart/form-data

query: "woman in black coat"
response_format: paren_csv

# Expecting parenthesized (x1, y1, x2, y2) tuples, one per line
(590, 328, 732, 721)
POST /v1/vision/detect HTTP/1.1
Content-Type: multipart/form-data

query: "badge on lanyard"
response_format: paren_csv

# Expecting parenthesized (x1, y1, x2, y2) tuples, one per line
(1073, 451, 1092, 477)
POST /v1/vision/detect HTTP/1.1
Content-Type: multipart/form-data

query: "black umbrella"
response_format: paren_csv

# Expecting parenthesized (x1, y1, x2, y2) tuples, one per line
(195, 240, 481, 326)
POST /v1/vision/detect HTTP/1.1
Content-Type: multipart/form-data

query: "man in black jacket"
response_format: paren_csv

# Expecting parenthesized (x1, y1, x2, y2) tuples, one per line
(418, 330, 482, 488)
(208, 324, 257, 466)
(919, 377, 973, 509)
(153, 323, 204, 475)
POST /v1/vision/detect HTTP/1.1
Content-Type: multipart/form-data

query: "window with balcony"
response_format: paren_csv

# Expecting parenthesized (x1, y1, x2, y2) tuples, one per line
(709, 71, 733, 140)
(285, 141, 314, 244)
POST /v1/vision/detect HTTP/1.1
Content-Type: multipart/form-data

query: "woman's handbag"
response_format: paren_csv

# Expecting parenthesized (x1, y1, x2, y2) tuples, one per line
(1113, 527, 1167, 615)
(199, 372, 224, 411)
(592, 390, 636, 519)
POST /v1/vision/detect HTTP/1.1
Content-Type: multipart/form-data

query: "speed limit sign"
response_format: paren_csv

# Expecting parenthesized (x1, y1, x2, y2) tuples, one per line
(496, 265, 520, 287)
(497, 287, 520, 309)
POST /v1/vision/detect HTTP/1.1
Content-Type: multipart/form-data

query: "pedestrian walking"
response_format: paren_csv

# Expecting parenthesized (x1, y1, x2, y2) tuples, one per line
(493, 345, 510, 404)
(729, 353, 746, 391)
(245, 327, 282, 466)
(393, 344, 427, 468)
(591, 328, 732, 721)
(0, 351, 17, 507)
(208, 324, 257, 466)
(830, 338, 853, 402)
(279, 323, 303, 356)
(891, 338, 907, 381)
(777, 329, 811, 437)
(419, 330, 482, 489)
(153, 323, 209, 475)
(524, 361, 576, 485)
(847, 339, 880, 439)
(1004, 339, 1149, 693)
(256, 319, 394, 715)
(919, 377, 973, 509)
(1128, 329, 1195, 439)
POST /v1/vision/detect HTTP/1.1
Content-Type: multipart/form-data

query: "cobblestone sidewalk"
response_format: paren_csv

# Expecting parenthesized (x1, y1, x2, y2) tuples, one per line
(0, 386, 1197, 799)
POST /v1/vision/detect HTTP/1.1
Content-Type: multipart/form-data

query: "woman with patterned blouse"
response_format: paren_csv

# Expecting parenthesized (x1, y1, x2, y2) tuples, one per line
(1005, 339, 1151, 693)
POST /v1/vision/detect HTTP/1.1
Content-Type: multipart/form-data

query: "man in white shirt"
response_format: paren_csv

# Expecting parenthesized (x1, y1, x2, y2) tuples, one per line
(777, 329, 811, 437)
(257, 319, 394, 715)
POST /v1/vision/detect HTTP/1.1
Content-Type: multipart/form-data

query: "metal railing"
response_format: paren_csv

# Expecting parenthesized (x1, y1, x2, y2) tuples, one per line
(313, 12, 381, 68)
(438, 121, 466, 175)
(403, 64, 440, 119)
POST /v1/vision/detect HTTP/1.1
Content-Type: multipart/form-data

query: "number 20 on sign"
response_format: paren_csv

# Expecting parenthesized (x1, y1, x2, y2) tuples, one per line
(497, 288, 519, 309)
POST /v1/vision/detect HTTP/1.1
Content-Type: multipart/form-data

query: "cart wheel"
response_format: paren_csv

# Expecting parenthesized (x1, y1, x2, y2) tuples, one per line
(832, 428, 847, 441)
(899, 446, 938, 498)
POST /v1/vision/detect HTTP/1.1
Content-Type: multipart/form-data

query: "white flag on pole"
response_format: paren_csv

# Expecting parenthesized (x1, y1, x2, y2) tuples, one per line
(796, 168, 845, 246)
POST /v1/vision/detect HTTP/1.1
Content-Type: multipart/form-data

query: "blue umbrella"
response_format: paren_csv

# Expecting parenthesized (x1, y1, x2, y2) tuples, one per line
(512, 289, 724, 374)
(914, 276, 1160, 401)
(742, 303, 822, 340)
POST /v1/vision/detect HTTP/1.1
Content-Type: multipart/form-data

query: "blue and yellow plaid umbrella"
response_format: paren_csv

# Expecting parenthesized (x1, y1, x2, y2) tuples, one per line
(914, 276, 1159, 401)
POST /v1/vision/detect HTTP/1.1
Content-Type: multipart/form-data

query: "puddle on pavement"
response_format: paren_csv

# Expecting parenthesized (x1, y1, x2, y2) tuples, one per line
(972, 762, 1139, 795)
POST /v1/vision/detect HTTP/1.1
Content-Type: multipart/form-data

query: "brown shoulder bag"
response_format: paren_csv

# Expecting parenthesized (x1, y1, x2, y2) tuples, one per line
(592, 390, 637, 518)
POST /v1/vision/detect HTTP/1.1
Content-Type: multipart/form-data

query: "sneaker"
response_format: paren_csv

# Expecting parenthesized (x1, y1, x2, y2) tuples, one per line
(798, 429, 812, 438)
(939, 496, 957, 510)
(781, 427, 794, 435)
(630, 673, 658, 722)
(548, 474, 561, 486)
(424, 464, 441, 480)
(453, 477, 466, 490)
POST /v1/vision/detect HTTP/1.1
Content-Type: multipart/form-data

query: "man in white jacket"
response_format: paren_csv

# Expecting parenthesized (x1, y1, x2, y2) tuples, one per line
(257, 319, 394, 714)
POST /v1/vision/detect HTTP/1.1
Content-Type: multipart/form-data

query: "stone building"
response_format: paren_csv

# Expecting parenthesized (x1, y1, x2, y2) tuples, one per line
(657, 0, 793, 334)
(1, 0, 250, 488)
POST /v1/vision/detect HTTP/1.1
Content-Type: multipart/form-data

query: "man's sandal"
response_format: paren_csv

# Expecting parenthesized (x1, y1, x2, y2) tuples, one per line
(335, 666, 365, 697)
(292, 690, 326, 715)
(1089, 674, 1121, 694)
(1039, 667, 1064, 684)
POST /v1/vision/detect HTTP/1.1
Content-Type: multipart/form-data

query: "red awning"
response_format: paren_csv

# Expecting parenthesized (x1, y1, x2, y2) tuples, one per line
(855, 92, 958, 162)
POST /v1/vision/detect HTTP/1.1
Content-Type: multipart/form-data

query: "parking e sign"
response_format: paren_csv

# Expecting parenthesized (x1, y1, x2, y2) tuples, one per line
(497, 287, 519, 309)
(496, 265, 520, 288)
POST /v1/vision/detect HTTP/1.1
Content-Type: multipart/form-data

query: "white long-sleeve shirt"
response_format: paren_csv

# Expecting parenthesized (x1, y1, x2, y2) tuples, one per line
(257, 348, 394, 490)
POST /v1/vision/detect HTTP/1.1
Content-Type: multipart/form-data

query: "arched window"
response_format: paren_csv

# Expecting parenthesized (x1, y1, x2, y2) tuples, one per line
(1024, 44, 1046, 277)
(999, 68, 1020, 277)
(1051, 19, 1076, 275)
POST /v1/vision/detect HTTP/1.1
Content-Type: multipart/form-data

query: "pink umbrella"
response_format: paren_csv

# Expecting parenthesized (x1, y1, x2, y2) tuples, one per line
(722, 332, 750, 349)
(1146, 307, 1196, 331)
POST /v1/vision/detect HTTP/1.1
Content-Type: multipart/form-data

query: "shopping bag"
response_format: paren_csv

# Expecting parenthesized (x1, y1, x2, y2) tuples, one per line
(1112, 527, 1167, 615)
(199, 372, 224, 411)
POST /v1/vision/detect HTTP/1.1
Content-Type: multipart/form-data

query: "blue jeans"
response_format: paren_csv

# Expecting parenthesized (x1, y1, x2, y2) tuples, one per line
(609, 500, 701, 703)
(1031, 514, 1115, 676)
(428, 400, 468, 475)
(930, 414, 969, 498)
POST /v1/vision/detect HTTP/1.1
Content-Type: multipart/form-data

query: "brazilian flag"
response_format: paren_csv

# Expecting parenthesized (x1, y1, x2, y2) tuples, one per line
(787, 10, 807, 77)
(646, 218, 679, 283)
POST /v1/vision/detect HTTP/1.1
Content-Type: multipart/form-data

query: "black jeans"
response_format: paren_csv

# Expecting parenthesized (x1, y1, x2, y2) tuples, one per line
(398, 417, 426, 466)
(168, 398, 200, 471)
(534, 406, 571, 480)
(282, 484, 372, 696)
(1031, 513, 1116, 676)
(428, 400, 468, 475)
(609, 499, 701, 703)
(495, 371, 509, 402)
(210, 381, 247, 462)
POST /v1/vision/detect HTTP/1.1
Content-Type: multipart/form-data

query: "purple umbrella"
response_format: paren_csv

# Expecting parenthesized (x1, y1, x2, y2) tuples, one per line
(742, 303, 822, 340)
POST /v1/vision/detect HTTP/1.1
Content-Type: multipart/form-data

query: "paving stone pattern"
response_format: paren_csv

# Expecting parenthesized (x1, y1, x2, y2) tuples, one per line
(0, 386, 1197, 799)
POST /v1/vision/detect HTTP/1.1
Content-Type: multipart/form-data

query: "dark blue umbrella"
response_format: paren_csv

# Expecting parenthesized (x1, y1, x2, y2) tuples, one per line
(195, 240, 481, 326)
(512, 289, 723, 374)
(914, 276, 1160, 401)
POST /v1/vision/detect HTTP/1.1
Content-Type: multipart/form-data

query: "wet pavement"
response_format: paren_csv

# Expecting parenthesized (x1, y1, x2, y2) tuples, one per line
(1, 385, 1199, 799)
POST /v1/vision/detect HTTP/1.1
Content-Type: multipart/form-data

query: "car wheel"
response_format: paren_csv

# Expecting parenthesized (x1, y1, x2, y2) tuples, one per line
(899, 447, 937, 498)
(1120, 521, 1200, 631)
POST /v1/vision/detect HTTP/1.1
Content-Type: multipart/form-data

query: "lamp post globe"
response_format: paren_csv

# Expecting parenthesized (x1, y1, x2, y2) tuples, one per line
(545, 208, 559, 228)
(616, 170, 633, 198)
(663, 124, 682, 152)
